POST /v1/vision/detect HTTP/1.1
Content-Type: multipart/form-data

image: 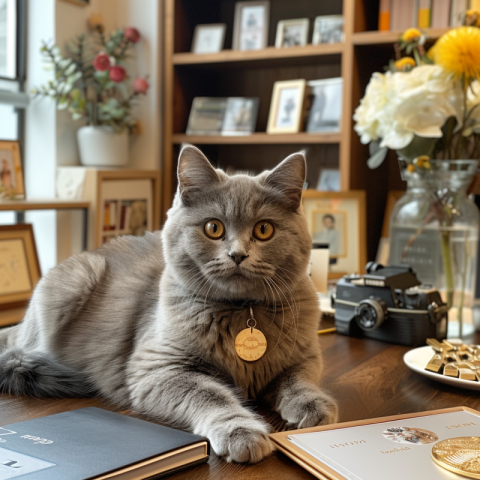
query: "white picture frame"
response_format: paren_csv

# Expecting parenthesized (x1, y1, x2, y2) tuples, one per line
(222, 97, 259, 135)
(306, 77, 343, 133)
(191, 24, 226, 54)
(232, 1, 270, 51)
(186, 98, 228, 135)
(267, 79, 307, 134)
(275, 18, 310, 48)
(312, 15, 344, 45)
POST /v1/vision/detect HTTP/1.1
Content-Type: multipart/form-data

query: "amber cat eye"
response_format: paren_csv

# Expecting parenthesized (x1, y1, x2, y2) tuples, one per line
(253, 221, 275, 241)
(204, 219, 225, 239)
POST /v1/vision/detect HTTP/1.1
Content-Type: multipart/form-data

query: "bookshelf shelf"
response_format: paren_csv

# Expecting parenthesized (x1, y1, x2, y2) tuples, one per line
(352, 28, 450, 46)
(173, 44, 344, 67)
(172, 133, 341, 145)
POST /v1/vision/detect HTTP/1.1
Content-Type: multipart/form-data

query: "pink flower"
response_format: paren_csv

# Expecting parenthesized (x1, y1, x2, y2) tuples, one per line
(109, 65, 126, 83)
(133, 77, 149, 94)
(124, 27, 140, 43)
(93, 52, 110, 71)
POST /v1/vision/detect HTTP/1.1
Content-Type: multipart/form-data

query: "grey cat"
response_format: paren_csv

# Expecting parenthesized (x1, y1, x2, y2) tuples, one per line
(0, 146, 338, 463)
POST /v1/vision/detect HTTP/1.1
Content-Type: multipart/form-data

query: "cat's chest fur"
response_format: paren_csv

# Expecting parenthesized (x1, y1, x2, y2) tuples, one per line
(172, 302, 312, 398)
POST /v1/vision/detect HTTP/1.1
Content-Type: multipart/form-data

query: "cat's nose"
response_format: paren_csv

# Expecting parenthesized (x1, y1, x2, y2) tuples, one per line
(228, 252, 249, 265)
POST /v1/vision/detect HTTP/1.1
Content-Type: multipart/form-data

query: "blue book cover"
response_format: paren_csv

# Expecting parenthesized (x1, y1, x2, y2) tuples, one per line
(0, 407, 209, 479)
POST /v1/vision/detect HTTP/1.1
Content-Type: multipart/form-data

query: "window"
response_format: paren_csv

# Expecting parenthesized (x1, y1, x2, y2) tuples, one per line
(0, 0, 27, 143)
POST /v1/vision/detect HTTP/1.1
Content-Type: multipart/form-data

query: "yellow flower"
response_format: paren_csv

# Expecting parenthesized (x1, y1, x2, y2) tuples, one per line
(402, 28, 422, 41)
(407, 164, 416, 173)
(88, 13, 104, 31)
(465, 10, 480, 27)
(434, 27, 480, 81)
(395, 57, 416, 71)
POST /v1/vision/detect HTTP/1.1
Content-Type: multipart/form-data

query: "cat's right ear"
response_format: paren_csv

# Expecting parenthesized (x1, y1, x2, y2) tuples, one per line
(177, 145, 220, 206)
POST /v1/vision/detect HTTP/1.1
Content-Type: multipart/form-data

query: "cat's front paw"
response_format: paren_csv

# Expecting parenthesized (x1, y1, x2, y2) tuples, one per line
(279, 389, 338, 429)
(209, 416, 274, 464)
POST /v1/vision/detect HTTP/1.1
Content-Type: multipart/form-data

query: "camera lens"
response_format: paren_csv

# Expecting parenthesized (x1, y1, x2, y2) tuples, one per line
(355, 299, 385, 331)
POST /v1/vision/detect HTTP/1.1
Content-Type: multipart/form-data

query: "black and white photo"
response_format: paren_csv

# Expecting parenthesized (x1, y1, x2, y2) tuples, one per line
(312, 15, 344, 45)
(306, 77, 343, 133)
(191, 24, 226, 54)
(222, 98, 259, 135)
(233, 1, 270, 51)
(275, 19, 309, 48)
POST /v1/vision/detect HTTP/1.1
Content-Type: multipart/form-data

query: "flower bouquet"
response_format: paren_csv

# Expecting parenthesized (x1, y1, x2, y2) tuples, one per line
(354, 23, 480, 336)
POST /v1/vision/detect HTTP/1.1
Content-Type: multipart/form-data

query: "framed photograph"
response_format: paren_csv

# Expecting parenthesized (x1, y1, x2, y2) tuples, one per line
(275, 18, 309, 48)
(267, 79, 307, 134)
(186, 98, 227, 135)
(316, 169, 340, 191)
(0, 140, 25, 198)
(302, 190, 366, 278)
(233, 1, 270, 51)
(312, 15, 344, 45)
(222, 97, 259, 135)
(100, 179, 154, 246)
(0, 224, 41, 310)
(191, 24, 226, 54)
(305, 78, 343, 133)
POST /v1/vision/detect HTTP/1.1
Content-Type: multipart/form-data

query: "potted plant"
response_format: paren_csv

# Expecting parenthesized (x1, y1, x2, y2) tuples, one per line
(32, 17, 149, 167)
(353, 20, 480, 337)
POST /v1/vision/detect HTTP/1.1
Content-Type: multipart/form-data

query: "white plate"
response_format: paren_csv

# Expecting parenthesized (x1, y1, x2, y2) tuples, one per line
(403, 345, 480, 391)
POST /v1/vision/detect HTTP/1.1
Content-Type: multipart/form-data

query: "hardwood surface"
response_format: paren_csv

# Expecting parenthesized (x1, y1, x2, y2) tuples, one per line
(0, 199, 90, 211)
(2, 320, 480, 479)
(172, 133, 341, 145)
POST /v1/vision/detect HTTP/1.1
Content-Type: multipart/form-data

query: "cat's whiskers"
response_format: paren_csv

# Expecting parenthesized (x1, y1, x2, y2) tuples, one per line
(265, 278, 286, 352)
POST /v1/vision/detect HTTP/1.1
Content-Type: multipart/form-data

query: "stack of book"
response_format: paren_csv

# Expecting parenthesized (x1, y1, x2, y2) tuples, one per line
(378, 0, 477, 31)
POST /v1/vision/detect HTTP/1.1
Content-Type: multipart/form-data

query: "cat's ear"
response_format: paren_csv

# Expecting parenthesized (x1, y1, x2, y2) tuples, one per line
(177, 145, 220, 205)
(264, 152, 306, 209)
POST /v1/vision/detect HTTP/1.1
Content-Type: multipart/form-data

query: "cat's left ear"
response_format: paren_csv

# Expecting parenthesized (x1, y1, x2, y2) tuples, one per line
(177, 145, 220, 206)
(264, 152, 306, 209)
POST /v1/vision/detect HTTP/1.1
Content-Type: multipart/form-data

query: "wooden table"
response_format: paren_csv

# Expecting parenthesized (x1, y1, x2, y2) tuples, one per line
(1, 320, 480, 479)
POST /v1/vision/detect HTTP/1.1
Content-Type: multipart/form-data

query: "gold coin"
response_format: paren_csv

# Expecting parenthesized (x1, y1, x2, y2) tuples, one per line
(234, 328, 267, 362)
(432, 437, 480, 478)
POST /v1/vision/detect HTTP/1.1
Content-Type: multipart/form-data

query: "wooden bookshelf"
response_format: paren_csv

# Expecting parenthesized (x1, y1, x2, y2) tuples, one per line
(0, 199, 90, 211)
(162, 0, 452, 259)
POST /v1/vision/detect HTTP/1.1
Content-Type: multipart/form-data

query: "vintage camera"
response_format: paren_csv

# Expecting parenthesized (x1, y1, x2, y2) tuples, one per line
(333, 262, 448, 346)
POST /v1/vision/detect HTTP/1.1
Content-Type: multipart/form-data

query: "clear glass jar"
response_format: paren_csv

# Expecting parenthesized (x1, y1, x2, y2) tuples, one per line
(389, 159, 480, 338)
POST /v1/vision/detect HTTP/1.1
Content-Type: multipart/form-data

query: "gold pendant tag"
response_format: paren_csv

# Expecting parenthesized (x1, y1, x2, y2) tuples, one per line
(235, 307, 267, 362)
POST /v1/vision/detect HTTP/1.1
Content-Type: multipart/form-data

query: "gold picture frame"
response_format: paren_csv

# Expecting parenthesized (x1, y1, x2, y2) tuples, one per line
(0, 140, 25, 198)
(267, 79, 307, 134)
(0, 224, 41, 310)
(302, 190, 366, 279)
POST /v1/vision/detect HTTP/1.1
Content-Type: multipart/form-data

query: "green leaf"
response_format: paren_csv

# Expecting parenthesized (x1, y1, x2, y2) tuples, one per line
(367, 146, 388, 169)
(397, 135, 436, 161)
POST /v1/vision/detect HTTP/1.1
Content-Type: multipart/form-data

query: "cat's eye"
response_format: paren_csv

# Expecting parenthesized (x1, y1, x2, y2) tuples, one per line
(204, 219, 225, 239)
(253, 221, 275, 241)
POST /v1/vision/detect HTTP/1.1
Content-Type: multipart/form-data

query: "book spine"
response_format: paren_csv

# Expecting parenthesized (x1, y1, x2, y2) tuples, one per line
(431, 0, 452, 27)
(378, 0, 391, 30)
(392, 0, 416, 29)
(450, 0, 467, 26)
(418, 0, 432, 27)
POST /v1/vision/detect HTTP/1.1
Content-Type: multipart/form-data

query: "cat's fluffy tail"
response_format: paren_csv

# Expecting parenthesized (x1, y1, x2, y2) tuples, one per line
(0, 349, 95, 397)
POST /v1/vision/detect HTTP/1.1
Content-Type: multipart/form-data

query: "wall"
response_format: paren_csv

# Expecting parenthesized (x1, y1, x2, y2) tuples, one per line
(24, 0, 162, 272)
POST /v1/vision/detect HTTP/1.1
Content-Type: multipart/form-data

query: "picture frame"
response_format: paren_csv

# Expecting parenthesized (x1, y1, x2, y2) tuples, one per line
(316, 169, 340, 191)
(312, 15, 344, 45)
(0, 140, 25, 198)
(191, 24, 226, 54)
(0, 224, 41, 310)
(267, 79, 307, 134)
(305, 77, 343, 133)
(233, 1, 270, 51)
(222, 97, 259, 135)
(186, 97, 227, 135)
(275, 18, 310, 48)
(302, 190, 366, 278)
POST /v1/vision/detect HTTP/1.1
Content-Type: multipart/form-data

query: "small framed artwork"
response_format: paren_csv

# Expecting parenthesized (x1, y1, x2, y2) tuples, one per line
(302, 190, 366, 278)
(186, 98, 227, 135)
(0, 224, 41, 310)
(191, 24, 226, 54)
(306, 78, 343, 133)
(275, 19, 309, 48)
(267, 79, 307, 134)
(312, 15, 344, 44)
(316, 169, 340, 191)
(233, 1, 270, 51)
(222, 97, 259, 135)
(0, 140, 25, 198)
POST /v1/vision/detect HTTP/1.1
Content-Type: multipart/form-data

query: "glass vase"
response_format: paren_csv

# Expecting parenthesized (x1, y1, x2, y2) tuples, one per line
(389, 159, 480, 338)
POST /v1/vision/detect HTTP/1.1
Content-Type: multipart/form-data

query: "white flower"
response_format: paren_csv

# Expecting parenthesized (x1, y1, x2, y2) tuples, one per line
(466, 80, 480, 134)
(354, 65, 464, 151)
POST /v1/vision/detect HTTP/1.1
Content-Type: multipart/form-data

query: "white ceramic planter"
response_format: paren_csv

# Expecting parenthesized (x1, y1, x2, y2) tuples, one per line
(77, 126, 129, 167)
